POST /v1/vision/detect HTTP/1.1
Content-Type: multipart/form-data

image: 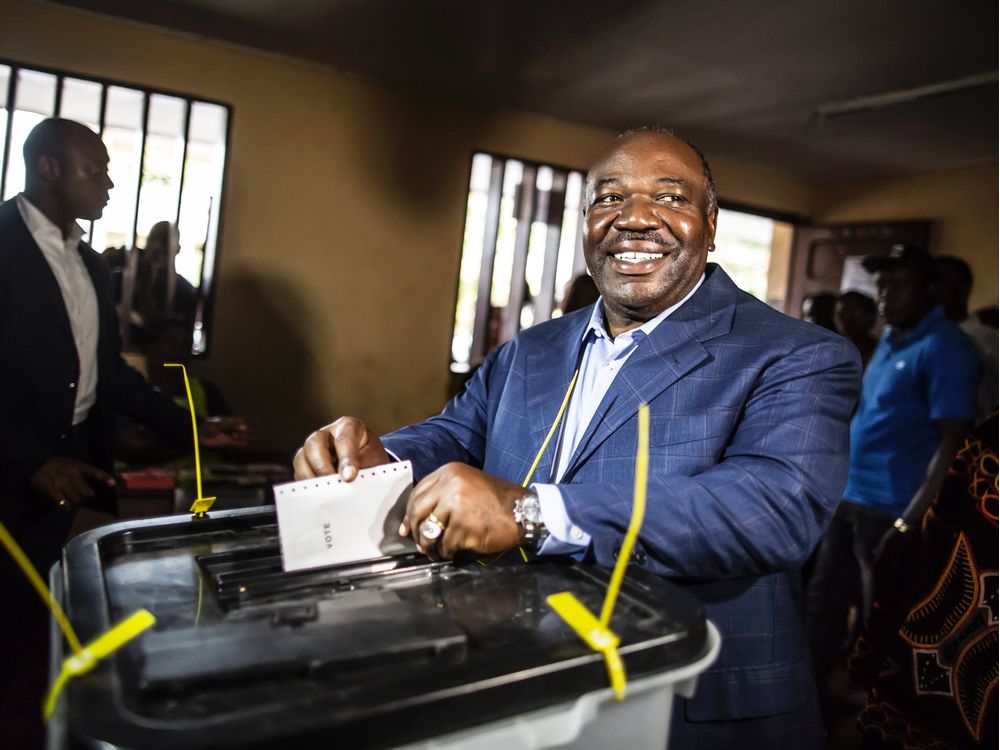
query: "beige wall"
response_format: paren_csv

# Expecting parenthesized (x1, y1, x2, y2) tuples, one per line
(811, 162, 999, 311)
(2, 1, 995, 453)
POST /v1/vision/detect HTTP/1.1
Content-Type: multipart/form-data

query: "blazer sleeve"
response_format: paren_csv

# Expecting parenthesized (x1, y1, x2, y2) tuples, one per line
(0, 231, 51, 484)
(560, 334, 861, 580)
(0, 399, 51, 486)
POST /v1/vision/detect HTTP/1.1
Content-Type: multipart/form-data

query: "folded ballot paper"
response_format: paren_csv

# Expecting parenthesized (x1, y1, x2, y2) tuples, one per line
(274, 461, 418, 572)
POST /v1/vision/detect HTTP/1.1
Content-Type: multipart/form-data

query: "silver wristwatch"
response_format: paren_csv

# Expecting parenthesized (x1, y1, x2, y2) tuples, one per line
(513, 489, 550, 548)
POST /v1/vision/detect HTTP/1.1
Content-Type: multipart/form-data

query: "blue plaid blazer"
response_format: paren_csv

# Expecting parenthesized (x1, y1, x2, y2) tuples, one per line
(383, 263, 861, 723)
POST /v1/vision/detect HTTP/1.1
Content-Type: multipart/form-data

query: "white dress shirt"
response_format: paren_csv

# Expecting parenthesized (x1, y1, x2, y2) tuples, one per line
(534, 274, 706, 554)
(16, 194, 99, 426)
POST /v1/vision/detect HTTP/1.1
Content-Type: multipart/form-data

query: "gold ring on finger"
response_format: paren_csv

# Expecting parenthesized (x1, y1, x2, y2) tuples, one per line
(420, 513, 445, 541)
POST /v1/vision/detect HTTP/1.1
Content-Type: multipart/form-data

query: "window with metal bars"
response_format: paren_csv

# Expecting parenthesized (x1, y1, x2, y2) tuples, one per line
(451, 152, 588, 373)
(0, 59, 230, 355)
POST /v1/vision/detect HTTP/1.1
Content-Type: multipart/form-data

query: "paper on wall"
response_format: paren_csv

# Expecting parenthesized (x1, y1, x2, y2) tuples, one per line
(274, 461, 417, 572)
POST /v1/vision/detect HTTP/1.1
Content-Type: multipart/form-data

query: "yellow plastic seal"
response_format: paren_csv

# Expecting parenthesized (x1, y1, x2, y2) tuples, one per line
(164, 362, 216, 517)
(43, 609, 156, 719)
(0, 521, 156, 720)
(546, 402, 650, 701)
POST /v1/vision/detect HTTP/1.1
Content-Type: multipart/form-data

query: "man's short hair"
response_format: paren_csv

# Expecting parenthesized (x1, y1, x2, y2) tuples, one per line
(22, 118, 97, 182)
(933, 256, 974, 288)
(24, 118, 73, 166)
(616, 125, 718, 218)
(838, 291, 877, 318)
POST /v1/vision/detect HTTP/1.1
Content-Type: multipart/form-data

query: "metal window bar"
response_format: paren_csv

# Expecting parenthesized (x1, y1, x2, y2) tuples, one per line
(469, 158, 506, 366)
(129, 91, 151, 254)
(0, 66, 18, 200)
(533, 170, 568, 322)
(499, 164, 537, 344)
(572, 178, 588, 278)
(88, 81, 109, 240)
(53, 74, 64, 117)
(174, 99, 192, 226)
(118, 92, 152, 350)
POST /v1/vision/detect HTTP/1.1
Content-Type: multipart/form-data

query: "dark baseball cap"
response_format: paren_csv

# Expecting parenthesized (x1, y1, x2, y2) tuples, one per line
(862, 244, 934, 277)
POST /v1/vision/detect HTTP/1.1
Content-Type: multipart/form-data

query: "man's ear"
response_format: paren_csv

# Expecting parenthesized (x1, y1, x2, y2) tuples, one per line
(706, 208, 718, 251)
(36, 154, 61, 182)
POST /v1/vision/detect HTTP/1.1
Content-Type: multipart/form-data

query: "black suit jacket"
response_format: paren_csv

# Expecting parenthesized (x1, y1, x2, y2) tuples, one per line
(0, 198, 189, 518)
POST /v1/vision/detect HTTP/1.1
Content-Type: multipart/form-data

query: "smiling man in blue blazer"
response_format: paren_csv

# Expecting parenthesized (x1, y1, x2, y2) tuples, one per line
(295, 128, 861, 748)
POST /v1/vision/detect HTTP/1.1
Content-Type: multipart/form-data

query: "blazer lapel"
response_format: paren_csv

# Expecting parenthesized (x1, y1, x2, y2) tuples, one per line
(5, 202, 75, 344)
(523, 309, 591, 483)
(562, 265, 738, 478)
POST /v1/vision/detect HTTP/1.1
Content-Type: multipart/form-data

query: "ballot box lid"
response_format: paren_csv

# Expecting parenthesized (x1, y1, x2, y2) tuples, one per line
(56, 507, 709, 749)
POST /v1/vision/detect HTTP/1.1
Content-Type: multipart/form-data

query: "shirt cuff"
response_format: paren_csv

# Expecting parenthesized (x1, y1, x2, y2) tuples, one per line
(532, 483, 591, 555)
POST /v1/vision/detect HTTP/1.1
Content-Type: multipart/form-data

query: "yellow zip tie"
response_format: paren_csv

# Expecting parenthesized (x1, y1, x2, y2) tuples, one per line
(164, 363, 216, 517)
(478, 369, 580, 567)
(43, 609, 155, 719)
(520, 368, 580, 488)
(546, 592, 625, 696)
(0, 522, 81, 655)
(0, 521, 155, 720)
(600, 403, 649, 627)
(546, 403, 650, 701)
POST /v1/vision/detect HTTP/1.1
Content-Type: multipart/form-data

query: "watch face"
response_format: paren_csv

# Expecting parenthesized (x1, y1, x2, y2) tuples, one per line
(522, 496, 542, 524)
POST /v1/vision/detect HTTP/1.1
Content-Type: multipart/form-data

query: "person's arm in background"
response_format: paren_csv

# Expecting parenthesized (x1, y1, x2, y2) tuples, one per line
(876, 334, 980, 555)
(895, 419, 971, 528)
(0, 393, 114, 506)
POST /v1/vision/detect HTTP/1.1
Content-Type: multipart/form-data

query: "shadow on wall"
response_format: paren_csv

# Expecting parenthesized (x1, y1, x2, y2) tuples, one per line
(194, 269, 330, 456)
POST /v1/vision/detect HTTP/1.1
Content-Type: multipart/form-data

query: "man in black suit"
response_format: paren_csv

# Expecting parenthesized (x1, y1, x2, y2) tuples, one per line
(0, 118, 247, 744)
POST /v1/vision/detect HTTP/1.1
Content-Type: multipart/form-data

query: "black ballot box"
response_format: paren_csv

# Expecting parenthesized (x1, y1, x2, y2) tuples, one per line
(47, 507, 718, 750)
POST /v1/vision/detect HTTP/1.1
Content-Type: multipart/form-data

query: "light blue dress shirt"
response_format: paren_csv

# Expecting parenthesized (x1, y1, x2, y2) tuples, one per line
(534, 274, 706, 555)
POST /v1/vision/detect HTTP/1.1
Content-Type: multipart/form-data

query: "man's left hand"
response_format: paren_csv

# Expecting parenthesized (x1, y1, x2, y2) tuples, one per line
(401, 463, 525, 561)
(199, 416, 255, 448)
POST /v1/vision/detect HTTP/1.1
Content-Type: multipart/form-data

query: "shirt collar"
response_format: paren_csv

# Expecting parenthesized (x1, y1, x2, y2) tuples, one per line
(884, 306, 946, 347)
(582, 272, 706, 343)
(16, 193, 85, 247)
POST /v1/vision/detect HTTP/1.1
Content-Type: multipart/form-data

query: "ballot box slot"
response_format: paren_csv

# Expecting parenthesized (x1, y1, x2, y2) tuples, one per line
(196, 546, 444, 611)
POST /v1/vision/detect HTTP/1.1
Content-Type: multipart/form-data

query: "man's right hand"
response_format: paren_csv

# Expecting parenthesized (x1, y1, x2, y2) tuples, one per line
(29, 457, 115, 507)
(292, 417, 391, 481)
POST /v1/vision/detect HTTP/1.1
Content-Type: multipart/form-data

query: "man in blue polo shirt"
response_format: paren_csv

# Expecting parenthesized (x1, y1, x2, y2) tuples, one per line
(804, 245, 980, 719)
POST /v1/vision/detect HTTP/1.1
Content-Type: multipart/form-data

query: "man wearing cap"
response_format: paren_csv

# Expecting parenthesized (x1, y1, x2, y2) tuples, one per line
(804, 245, 981, 710)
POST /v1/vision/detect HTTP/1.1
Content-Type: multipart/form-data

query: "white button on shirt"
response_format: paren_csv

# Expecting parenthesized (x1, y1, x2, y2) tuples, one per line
(16, 194, 99, 426)
(533, 274, 706, 555)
